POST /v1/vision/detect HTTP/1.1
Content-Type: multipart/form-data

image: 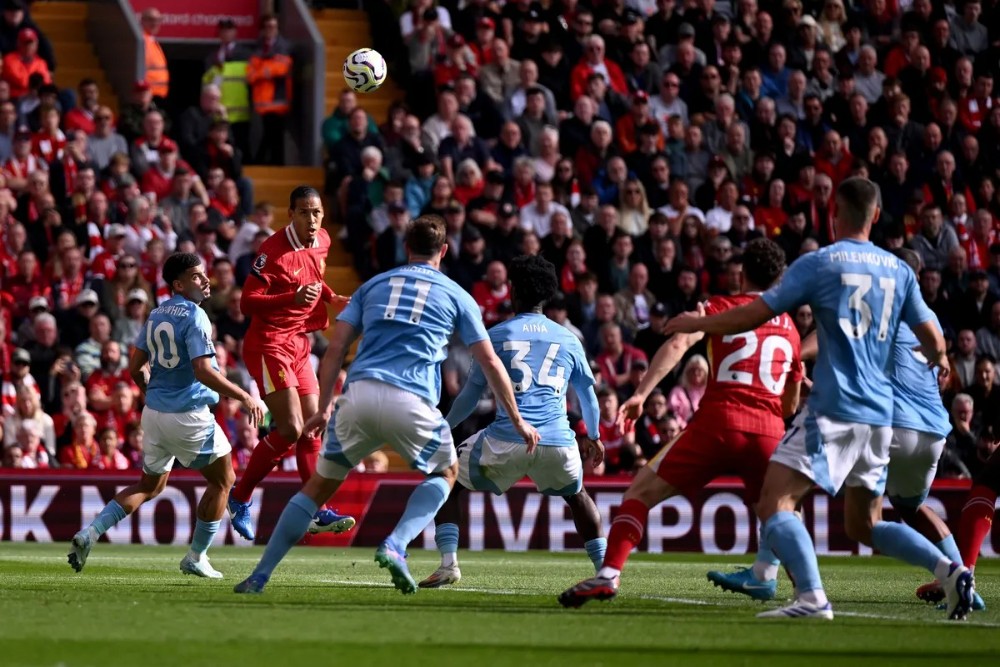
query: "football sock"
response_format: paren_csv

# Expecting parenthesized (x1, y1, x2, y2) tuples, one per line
(752, 523, 781, 582)
(958, 485, 996, 570)
(436, 522, 460, 567)
(871, 521, 951, 577)
(388, 476, 451, 550)
(599, 498, 648, 578)
(252, 492, 317, 580)
(764, 511, 826, 605)
(232, 430, 296, 504)
(295, 435, 322, 486)
(935, 535, 964, 566)
(585, 537, 607, 573)
(189, 519, 221, 558)
(87, 500, 127, 539)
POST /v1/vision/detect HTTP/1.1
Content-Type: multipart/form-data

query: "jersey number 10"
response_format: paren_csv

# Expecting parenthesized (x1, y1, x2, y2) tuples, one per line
(147, 321, 180, 369)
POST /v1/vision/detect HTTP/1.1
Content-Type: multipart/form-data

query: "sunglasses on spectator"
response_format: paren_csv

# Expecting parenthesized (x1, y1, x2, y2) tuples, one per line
(120, 262, 137, 268)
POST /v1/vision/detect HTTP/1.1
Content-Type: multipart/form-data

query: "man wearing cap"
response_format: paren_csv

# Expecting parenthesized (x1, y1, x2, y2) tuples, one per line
(2, 346, 39, 417)
(374, 200, 411, 273)
(469, 16, 498, 64)
(435, 33, 479, 89)
(90, 224, 127, 281)
(15, 295, 49, 345)
(140, 139, 187, 201)
(119, 81, 170, 146)
(485, 201, 523, 266)
(0, 2, 54, 68)
(616, 90, 664, 154)
(203, 19, 252, 156)
(2, 26, 51, 99)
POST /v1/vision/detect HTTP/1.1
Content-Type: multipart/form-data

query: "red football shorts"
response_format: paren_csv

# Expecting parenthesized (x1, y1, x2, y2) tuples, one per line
(649, 425, 780, 504)
(243, 334, 319, 397)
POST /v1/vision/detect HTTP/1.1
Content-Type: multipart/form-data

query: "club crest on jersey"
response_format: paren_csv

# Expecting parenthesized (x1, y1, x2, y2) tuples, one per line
(253, 254, 267, 272)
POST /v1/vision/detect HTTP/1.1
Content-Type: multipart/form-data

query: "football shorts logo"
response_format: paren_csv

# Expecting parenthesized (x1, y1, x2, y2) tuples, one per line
(278, 369, 287, 384)
(254, 254, 267, 271)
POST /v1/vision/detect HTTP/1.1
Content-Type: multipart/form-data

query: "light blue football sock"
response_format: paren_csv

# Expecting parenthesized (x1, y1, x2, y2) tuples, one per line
(88, 500, 127, 538)
(387, 476, 451, 550)
(935, 535, 963, 565)
(436, 522, 460, 566)
(752, 523, 781, 582)
(252, 493, 317, 580)
(871, 521, 951, 575)
(764, 511, 824, 597)
(585, 537, 608, 572)
(190, 519, 221, 557)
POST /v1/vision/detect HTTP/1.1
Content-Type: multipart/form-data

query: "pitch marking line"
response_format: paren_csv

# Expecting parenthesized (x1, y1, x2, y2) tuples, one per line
(320, 578, 1000, 627)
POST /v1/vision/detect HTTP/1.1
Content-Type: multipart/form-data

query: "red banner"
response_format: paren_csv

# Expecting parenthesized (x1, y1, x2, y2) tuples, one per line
(129, 0, 260, 41)
(0, 471, 996, 557)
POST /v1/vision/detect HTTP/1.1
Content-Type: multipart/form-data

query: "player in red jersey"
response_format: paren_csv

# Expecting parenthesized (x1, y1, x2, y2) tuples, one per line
(559, 238, 802, 607)
(227, 186, 355, 541)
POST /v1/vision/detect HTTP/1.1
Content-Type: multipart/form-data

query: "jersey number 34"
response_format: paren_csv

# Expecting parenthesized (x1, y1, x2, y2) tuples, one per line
(503, 341, 566, 393)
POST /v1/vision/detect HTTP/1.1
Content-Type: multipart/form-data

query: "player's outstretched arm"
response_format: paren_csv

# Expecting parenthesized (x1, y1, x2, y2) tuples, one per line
(191, 356, 266, 427)
(618, 330, 703, 427)
(665, 298, 776, 337)
(304, 320, 360, 438)
(469, 340, 541, 452)
(128, 347, 150, 396)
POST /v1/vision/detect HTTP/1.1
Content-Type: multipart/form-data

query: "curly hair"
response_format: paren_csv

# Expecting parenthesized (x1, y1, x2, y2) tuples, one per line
(509, 254, 559, 312)
(162, 252, 203, 289)
(742, 237, 787, 291)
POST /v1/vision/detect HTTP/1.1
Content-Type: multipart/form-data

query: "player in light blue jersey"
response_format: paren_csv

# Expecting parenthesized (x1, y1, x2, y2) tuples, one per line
(710, 247, 984, 611)
(419, 255, 606, 588)
(667, 177, 975, 620)
(234, 216, 540, 595)
(68, 253, 265, 578)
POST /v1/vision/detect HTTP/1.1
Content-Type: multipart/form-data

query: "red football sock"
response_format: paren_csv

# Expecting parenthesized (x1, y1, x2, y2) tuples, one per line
(295, 435, 321, 484)
(231, 430, 296, 503)
(957, 485, 996, 570)
(602, 499, 649, 573)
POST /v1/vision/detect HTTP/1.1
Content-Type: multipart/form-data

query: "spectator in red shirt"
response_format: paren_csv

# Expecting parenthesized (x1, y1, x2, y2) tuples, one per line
(814, 129, 853, 187)
(7, 250, 49, 320)
(94, 426, 129, 470)
(3, 126, 41, 193)
(31, 105, 65, 163)
(129, 109, 170, 176)
(140, 139, 185, 201)
(471, 259, 511, 327)
(595, 386, 642, 474)
(595, 321, 648, 390)
(434, 33, 479, 88)
(964, 209, 997, 271)
(63, 79, 101, 136)
(85, 340, 136, 414)
(58, 411, 99, 469)
(1, 28, 51, 99)
(570, 34, 628, 101)
(50, 245, 87, 311)
(90, 223, 127, 280)
(98, 382, 140, 442)
(959, 71, 994, 133)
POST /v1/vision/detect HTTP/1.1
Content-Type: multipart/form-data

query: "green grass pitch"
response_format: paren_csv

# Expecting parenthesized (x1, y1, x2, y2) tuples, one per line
(1, 543, 997, 667)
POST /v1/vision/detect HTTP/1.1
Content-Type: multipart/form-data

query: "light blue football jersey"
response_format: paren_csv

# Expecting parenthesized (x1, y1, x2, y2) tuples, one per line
(889, 315, 951, 439)
(338, 263, 488, 405)
(134, 295, 220, 413)
(467, 313, 595, 447)
(762, 239, 934, 426)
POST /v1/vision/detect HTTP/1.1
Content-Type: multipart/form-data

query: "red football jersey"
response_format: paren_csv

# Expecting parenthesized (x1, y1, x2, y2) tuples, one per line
(242, 224, 331, 351)
(692, 294, 802, 439)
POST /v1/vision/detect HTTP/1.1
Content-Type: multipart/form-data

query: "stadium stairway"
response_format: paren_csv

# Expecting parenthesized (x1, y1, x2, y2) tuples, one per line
(311, 8, 404, 122)
(31, 2, 119, 114)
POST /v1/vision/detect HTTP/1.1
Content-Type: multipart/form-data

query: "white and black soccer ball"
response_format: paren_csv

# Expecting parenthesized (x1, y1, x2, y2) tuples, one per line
(343, 48, 387, 94)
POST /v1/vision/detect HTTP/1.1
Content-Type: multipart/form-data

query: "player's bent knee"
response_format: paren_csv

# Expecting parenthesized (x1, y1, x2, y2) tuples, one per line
(844, 511, 877, 546)
(276, 419, 304, 444)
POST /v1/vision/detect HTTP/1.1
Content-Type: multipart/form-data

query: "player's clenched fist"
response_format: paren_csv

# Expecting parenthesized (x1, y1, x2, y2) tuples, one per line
(295, 282, 323, 305)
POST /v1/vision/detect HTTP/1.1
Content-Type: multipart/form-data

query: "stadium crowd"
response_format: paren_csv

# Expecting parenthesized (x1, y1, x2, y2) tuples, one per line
(1, 0, 999, 482)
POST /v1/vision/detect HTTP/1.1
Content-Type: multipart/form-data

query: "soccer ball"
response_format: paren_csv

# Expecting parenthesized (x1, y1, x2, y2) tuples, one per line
(343, 48, 387, 93)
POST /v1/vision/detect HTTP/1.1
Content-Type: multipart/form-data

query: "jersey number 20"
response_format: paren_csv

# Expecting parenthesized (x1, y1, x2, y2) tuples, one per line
(717, 332, 793, 395)
(503, 341, 566, 393)
(147, 321, 180, 369)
